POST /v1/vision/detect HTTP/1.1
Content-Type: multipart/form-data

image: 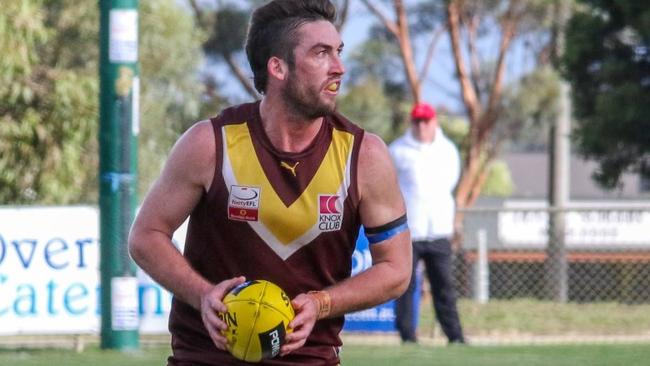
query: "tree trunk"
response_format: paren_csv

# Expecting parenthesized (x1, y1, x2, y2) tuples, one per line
(393, 0, 421, 102)
(361, 0, 423, 102)
(447, 0, 520, 249)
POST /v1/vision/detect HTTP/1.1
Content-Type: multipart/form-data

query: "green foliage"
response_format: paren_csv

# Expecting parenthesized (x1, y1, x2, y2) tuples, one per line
(499, 66, 561, 151)
(138, 0, 209, 197)
(343, 34, 410, 140)
(337, 78, 396, 141)
(563, 0, 650, 188)
(346, 35, 403, 87)
(438, 116, 513, 197)
(0, 0, 208, 204)
(0, 1, 47, 95)
(481, 160, 514, 196)
(0, 0, 99, 204)
(438, 115, 469, 147)
(203, 6, 249, 56)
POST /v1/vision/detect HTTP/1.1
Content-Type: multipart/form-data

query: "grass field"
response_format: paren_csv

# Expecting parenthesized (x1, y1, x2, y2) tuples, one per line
(2, 343, 650, 366)
(2, 299, 649, 365)
(420, 298, 650, 337)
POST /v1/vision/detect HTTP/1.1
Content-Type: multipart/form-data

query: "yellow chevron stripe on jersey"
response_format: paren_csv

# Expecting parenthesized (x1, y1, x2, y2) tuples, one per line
(221, 122, 354, 260)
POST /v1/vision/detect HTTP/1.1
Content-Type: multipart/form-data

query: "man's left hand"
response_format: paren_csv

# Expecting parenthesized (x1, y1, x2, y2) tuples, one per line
(280, 293, 319, 356)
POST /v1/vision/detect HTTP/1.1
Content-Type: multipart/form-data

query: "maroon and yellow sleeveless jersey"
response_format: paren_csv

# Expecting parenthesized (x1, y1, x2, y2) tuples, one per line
(168, 102, 365, 366)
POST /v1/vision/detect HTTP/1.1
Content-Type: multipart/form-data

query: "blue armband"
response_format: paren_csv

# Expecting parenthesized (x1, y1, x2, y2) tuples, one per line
(365, 214, 408, 244)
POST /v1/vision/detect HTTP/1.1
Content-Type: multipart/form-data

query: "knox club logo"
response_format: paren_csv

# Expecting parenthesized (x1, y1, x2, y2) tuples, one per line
(318, 194, 343, 232)
(228, 185, 261, 221)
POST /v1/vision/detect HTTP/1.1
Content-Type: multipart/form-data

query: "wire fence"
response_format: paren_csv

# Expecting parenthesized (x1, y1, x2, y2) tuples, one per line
(456, 204, 650, 304)
(402, 203, 650, 345)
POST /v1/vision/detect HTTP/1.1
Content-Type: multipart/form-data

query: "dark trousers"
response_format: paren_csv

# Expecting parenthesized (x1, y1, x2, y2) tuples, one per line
(395, 238, 464, 343)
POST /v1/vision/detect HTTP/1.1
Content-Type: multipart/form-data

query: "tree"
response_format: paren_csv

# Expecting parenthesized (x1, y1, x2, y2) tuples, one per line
(188, 0, 351, 101)
(363, 0, 556, 242)
(337, 77, 395, 140)
(360, 0, 447, 104)
(138, 0, 213, 197)
(198, 4, 259, 99)
(499, 66, 562, 152)
(0, 0, 99, 204)
(563, 0, 650, 188)
(445, 0, 556, 210)
(0, 0, 207, 204)
(343, 25, 412, 137)
(439, 114, 514, 197)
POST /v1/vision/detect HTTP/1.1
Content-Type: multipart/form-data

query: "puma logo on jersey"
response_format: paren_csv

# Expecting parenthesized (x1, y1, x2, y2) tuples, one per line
(280, 161, 299, 177)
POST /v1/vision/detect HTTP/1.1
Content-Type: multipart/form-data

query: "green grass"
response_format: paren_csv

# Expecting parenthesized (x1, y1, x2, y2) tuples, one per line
(341, 343, 650, 366)
(417, 298, 650, 336)
(2, 343, 650, 366)
(2, 300, 649, 365)
(0, 346, 171, 366)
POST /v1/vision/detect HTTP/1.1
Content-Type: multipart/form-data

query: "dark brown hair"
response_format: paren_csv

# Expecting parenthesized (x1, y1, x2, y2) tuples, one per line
(245, 0, 337, 94)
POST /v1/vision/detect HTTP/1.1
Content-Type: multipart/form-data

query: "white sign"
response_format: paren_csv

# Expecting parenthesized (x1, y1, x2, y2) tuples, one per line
(111, 277, 139, 331)
(132, 76, 140, 135)
(109, 10, 138, 63)
(499, 201, 650, 247)
(0, 206, 181, 335)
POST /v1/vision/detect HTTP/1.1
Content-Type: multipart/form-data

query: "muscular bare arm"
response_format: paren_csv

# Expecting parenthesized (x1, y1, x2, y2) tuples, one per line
(326, 132, 412, 313)
(283, 132, 411, 354)
(128, 121, 244, 350)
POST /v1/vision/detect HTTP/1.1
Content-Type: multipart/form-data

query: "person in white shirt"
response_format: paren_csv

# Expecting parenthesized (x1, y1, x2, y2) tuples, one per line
(389, 102, 465, 344)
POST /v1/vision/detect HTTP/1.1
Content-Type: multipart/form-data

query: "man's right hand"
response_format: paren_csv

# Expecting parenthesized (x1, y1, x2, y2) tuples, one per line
(200, 276, 247, 351)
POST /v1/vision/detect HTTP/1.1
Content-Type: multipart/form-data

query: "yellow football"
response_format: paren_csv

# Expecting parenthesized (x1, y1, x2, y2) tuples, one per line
(219, 280, 295, 362)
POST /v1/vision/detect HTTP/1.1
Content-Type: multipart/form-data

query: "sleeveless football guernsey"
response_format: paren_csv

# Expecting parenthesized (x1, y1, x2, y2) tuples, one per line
(168, 102, 364, 366)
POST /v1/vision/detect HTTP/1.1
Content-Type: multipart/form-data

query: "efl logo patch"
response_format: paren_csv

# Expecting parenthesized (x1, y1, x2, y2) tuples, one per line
(318, 195, 343, 232)
(228, 185, 261, 221)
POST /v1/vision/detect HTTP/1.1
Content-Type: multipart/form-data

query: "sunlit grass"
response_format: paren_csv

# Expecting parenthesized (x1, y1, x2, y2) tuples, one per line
(416, 298, 650, 336)
(2, 343, 650, 366)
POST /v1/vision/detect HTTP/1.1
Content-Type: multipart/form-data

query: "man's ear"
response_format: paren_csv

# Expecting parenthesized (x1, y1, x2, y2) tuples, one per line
(267, 56, 288, 82)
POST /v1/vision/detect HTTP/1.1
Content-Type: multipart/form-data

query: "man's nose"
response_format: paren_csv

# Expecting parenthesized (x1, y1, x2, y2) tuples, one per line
(331, 54, 345, 75)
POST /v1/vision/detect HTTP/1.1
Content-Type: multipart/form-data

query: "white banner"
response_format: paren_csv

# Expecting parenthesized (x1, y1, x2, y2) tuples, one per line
(499, 201, 650, 247)
(0, 206, 177, 335)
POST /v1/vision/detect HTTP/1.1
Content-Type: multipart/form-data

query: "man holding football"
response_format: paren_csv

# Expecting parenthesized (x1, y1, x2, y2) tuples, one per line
(129, 0, 411, 365)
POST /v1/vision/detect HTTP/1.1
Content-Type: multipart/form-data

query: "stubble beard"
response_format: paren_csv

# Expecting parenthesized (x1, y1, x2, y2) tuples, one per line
(282, 73, 336, 121)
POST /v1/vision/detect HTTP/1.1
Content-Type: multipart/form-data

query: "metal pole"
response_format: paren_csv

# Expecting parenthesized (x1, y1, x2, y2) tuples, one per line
(99, 0, 140, 350)
(547, 0, 571, 303)
(473, 229, 489, 304)
(547, 86, 570, 303)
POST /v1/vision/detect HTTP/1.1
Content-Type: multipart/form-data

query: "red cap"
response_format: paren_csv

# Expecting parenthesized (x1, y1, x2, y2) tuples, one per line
(410, 103, 436, 121)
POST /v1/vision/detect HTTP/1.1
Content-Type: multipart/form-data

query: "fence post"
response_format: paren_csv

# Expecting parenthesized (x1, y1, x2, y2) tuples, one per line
(474, 229, 489, 304)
